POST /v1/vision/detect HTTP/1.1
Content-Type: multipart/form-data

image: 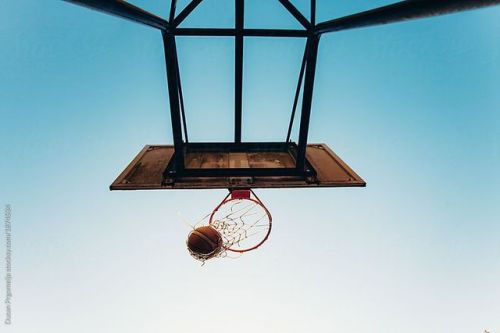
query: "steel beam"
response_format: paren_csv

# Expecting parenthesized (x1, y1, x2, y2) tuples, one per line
(235, 0, 244, 143)
(296, 35, 320, 170)
(278, 0, 310, 29)
(175, 28, 307, 37)
(176, 53, 189, 143)
(315, 0, 500, 34)
(173, 0, 204, 27)
(286, 44, 308, 143)
(162, 32, 185, 172)
(185, 142, 291, 153)
(311, 0, 316, 26)
(169, 0, 177, 23)
(62, 0, 168, 30)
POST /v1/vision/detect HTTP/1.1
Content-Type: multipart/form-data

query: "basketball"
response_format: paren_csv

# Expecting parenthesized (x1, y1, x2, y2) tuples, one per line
(187, 226, 223, 260)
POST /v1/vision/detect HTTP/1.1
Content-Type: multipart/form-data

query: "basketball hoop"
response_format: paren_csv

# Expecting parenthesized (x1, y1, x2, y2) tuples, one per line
(209, 189, 272, 253)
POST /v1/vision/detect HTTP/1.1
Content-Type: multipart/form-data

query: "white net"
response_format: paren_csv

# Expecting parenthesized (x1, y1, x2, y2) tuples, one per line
(209, 194, 272, 253)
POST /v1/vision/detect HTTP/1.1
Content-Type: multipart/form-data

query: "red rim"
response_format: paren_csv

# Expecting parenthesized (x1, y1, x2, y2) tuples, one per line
(209, 191, 272, 253)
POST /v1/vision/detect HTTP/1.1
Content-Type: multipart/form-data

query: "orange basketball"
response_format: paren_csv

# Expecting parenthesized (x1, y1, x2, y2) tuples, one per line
(187, 226, 223, 260)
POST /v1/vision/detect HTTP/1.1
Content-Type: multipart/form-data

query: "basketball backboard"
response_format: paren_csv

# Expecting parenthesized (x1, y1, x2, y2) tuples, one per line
(110, 143, 365, 190)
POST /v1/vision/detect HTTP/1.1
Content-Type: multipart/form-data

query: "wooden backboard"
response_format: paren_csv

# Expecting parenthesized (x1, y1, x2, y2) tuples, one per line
(110, 144, 365, 190)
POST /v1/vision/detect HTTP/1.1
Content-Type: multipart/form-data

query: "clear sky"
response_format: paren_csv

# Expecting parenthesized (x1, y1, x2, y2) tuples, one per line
(1, 1, 499, 332)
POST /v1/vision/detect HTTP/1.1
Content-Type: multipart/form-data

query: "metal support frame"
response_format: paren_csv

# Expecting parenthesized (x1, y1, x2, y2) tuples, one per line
(162, 32, 185, 173)
(62, 0, 169, 30)
(286, 43, 308, 143)
(173, 0, 203, 27)
(311, 0, 316, 26)
(64, 0, 499, 34)
(296, 35, 320, 171)
(160, 1, 323, 180)
(278, 0, 310, 29)
(315, 0, 500, 34)
(175, 28, 307, 37)
(169, 0, 177, 23)
(234, 0, 244, 143)
(64, 0, 500, 181)
(162, 142, 316, 180)
(176, 54, 189, 143)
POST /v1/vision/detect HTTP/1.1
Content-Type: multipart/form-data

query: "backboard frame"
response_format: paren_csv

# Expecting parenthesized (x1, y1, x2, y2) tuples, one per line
(110, 143, 366, 190)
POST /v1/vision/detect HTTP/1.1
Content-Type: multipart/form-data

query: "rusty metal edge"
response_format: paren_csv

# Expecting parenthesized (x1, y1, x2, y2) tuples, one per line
(311, 143, 366, 187)
(109, 145, 153, 190)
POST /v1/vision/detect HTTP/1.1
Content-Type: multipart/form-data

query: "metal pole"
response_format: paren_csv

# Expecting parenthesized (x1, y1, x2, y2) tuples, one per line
(175, 28, 307, 37)
(169, 0, 177, 23)
(296, 34, 319, 170)
(286, 43, 308, 143)
(162, 32, 185, 172)
(62, 0, 169, 30)
(173, 0, 204, 27)
(278, 0, 310, 29)
(176, 54, 189, 143)
(311, 0, 316, 26)
(315, 0, 500, 35)
(234, 0, 244, 143)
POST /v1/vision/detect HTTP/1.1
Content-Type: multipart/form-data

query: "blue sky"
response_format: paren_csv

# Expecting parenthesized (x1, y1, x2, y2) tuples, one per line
(1, 1, 499, 332)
